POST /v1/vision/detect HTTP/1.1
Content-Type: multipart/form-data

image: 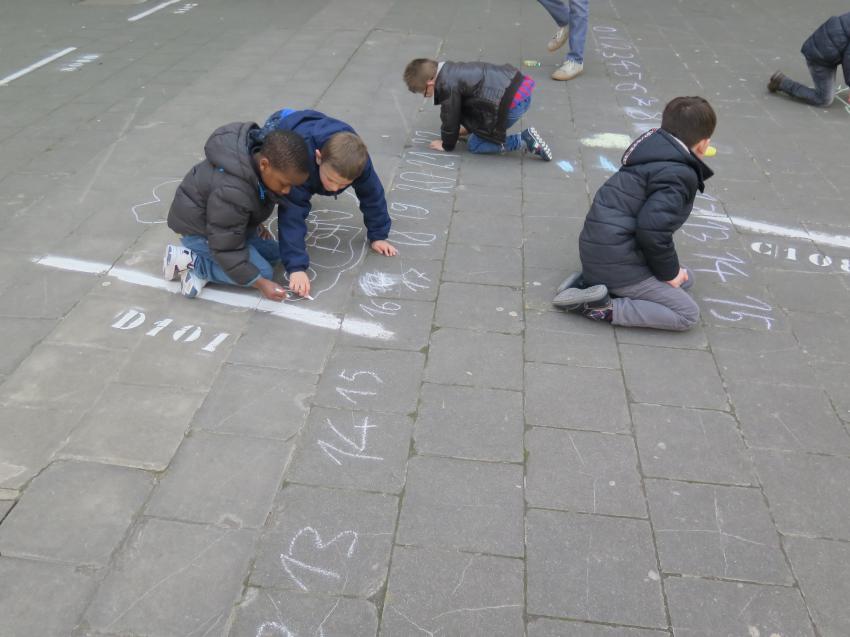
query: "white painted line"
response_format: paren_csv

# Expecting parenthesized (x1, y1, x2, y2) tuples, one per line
(0, 47, 77, 86)
(127, 0, 182, 22)
(691, 213, 850, 249)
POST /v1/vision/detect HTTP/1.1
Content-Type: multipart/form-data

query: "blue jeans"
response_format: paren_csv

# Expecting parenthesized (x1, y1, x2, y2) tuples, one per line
(779, 61, 836, 107)
(536, 0, 589, 63)
(467, 95, 532, 154)
(180, 234, 280, 287)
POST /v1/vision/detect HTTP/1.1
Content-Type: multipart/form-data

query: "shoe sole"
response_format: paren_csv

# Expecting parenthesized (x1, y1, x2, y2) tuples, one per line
(527, 127, 553, 161)
(556, 272, 584, 295)
(552, 284, 608, 310)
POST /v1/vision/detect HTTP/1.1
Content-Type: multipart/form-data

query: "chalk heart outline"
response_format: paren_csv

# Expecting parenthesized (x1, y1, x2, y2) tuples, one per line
(130, 179, 181, 224)
(279, 526, 359, 593)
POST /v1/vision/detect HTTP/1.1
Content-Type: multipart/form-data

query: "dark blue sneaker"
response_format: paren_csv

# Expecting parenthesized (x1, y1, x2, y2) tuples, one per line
(521, 127, 553, 161)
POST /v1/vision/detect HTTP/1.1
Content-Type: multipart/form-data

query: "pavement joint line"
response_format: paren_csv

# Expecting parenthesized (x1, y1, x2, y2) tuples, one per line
(127, 0, 182, 23)
(0, 47, 77, 86)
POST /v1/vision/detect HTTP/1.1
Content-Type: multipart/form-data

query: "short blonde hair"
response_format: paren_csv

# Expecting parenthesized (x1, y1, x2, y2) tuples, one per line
(321, 132, 368, 181)
(403, 58, 438, 93)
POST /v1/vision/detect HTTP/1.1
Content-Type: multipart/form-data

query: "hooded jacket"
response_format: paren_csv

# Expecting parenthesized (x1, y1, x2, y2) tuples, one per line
(801, 12, 850, 68)
(167, 122, 283, 286)
(579, 128, 714, 289)
(433, 61, 524, 151)
(262, 109, 391, 274)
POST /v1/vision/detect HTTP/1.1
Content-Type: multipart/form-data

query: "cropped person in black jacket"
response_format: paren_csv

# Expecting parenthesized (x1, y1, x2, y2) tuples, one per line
(403, 58, 552, 160)
(768, 12, 850, 107)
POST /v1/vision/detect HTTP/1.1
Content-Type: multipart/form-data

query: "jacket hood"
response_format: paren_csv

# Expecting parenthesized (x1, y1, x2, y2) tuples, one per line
(204, 121, 259, 182)
(622, 128, 713, 190)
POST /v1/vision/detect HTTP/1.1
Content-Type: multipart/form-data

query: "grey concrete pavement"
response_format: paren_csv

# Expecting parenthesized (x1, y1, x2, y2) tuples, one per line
(1, 0, 849, 635)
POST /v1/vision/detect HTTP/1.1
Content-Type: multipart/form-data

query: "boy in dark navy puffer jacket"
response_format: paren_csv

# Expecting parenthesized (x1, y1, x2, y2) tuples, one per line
(768, 12, 850, 107)
(553, 97, 716, 331)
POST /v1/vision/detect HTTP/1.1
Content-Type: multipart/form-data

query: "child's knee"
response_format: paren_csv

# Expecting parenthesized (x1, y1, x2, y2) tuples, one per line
(675, 303, 700, 331)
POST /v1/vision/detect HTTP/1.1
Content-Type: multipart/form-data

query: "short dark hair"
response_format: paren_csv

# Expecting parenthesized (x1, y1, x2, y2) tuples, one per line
(403, 58, 438, 93)
(321, 132, 368, 181)
(660, 96, 716, 148)
(259, 130, 310, 175)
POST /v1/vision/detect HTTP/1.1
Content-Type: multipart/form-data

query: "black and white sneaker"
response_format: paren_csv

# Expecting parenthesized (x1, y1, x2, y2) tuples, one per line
(521, 127, 553, 161)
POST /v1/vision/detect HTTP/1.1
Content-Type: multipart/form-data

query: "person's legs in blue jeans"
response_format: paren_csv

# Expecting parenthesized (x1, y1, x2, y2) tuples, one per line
(565, 0, 588, 64)
(180, 234, 278, 287)
(537, 0, 569, 27)
(778, 62, 836, 106)
(467, 97, 531, 154)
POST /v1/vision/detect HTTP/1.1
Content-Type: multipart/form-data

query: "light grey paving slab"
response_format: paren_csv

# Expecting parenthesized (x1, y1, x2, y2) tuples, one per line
(665, 577, 814, 637)
(145, 431, 292, 529)
(230, 589, 378, 637)
(708, 326, 816, 387)
(632, 404, 755, 485)
(425, 327, 523, 390)
(811, 360, 850, 423)
(83, 518, 256, 637)
(286, 407, 412, 494)
(526, 427, 646, 518)
(0, 267, 96, 320)
(763, 269, 849, 314)
(0, 317, 55, 375)
(528, 618, 668, 637)
(729, 382, 850, 454)
(449, 210, 523, 247)
(381, 546, 524, 637)
(526, 509, 666, 628)
(353, 254, 441, 301)
(785, 536, 850, 637)
(397, 455, 524, 556)
(0, 499, 13, 521)
(58, 382, 204, 471)
(753, 449, 850, 540)
(0, 460, 152, 565)
(250, 484, 397, 597)
(646, 479, 790, 584)
(313, 348, 424, 414)
(787, 309, 850, 365)
(341, 296, 435, 351)
(525, 363, 631, 433)
(441, 242, 523, 286)
(0, 557, 97, 637)
(435, 281, 523, 334)
(620, 344, 729, 410)
(191, 364, 316, 440)
(414, 383, 524, 462)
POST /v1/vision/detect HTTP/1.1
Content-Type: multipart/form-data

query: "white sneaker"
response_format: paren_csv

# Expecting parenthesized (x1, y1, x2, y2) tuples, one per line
(180, 268, 207, 298)
(547, 26, 569, 52)
(552, 59, 583, 81)
(162, 245, 194, 281)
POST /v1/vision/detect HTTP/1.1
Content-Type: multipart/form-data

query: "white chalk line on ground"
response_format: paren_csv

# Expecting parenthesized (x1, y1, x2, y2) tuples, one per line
(128, 0, 182, 22)
(33, 256, 394, 340)
(691, 213, 850, 249)
(0, 47, 77, 86)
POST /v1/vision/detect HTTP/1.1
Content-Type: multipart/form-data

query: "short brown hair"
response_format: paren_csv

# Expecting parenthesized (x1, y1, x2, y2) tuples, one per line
(660, 96, 716, 148)
(403, 58, 438, 93)
(321, 132, 368, 181)
(259, 130, 310, 175)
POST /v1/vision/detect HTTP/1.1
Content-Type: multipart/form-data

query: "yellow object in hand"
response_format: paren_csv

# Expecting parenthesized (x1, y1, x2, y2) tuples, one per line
(704, 145, 717, 157)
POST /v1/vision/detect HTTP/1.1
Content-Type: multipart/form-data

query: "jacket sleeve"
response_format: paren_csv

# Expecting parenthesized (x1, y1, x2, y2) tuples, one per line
(277, 186, 312, 273)
(440, 90, 462, 152)
(634, 167, 696, 282)
(351, 157, 391, 242)
(205, 187, 260, 286)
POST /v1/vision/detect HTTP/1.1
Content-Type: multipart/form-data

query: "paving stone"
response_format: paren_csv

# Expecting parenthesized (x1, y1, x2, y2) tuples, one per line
(615, 323, 709, 350)
(397, 456, 524, 556)
(665, 577, 815, 637)
(708, 326, 816, 387)
(632, 404, 755, 485)
(811, 360, 850, 423)
(525, 363, 631, 433)
(425, 327, 523, 390)
(763, 270, 849, 314)
(787, 310, 850, 365)
(342, 296, 435, 351)
(528, 618, 668, 637)
(453, 190, 521, 216)
(230, 589, 378, 637)
(526, 321, 621, 368)
(145, 431, 292, 528)
(0, 317, 55, 375)
(83, 518, 256, 636)
(250, 484, 397, 597)
(414, 383, 524, 462)
(442, 243, 523, 286)
(435, 281, 523, 334)
(449, 210, 523, 247)
(0, 460, 152, 565)
(353, 254, 441, 301)
(784, 536, 850, 637)
(753, 449, 850, 540)
(191, 363, 316, 440)
(0, 267, 96, 319)
(0, 557, 97, 637)
(381, 546, 524, 637)
(0, 499, 13, 521)
(729, 382, 850, 454)
(314, 348, 424, 414)
(526, 427, 645, 518)
(620, 344, 729, 410)
(286, 407, 412, 494)
(526, 509, 666, 628)
(646, 479, 790, 584)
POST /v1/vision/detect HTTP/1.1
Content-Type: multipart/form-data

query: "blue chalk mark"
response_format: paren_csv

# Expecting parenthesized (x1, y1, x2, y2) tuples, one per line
(557, 160, 574, 173)
(598, 155, 617, 172)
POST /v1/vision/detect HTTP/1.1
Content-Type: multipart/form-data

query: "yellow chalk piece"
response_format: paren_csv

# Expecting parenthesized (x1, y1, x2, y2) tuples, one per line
(704, 145, 717, 157)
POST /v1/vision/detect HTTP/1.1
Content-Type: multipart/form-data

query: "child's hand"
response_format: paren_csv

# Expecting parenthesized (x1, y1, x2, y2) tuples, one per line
(429, 140, 445, 151)
(288, 271, 311, 298)
(371, 239, 398, 256)
(665, 268, 689, 288)
(254, 277, 289, 302)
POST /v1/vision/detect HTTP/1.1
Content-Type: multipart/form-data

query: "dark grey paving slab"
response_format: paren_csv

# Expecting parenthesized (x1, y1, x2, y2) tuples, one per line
(615, 323, 709, 350)
(381, 546, 524, 637)
(0, 557, 96, 637)
(811, 360, 850, 423)
(785, 536, 850, 637)
(449, 210, 523, 248)
(526, 509, 666, 628)
(397, 455, 524, 556)
(620, 344, 729, 410)
(453, 190, 522, 216)
(83, 518, 256, 637)
(435, 281, 523, 334)
(787, 310, 850, 365)
(0, 267, 96, 319)
(425, 327, 523, 390)
(413, 383, 524, 462)
(754, 449, 850, 540)
(762, 269, 849, 314)
(0, 317, 55, 375)
(525, 363, 631, 433)
(250, 484, 397, 597)
(708, 326, 816, 387)
(442, 243, 523, 287)
(0, 460, 152, 565)
(353, 255, 441, 302)
(342, 297, 435, 351)
(525, 315, 621, 368)
(526, 427, 645, 518)
(632, 404, 754, 485)
(145, 431, 292, 529)
(528, 618, 668, 637)
(665, 577, 814, 637)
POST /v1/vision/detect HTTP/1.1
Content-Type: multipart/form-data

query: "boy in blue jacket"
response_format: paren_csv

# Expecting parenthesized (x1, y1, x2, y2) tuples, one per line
(257, 109, 397, 298)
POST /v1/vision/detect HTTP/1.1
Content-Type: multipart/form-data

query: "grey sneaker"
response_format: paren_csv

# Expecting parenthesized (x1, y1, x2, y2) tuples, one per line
(547, 26, 569, 52)
(552, 59, 583, 81)
(556, 272, 586, 295)
(180, 268, 208, 298)
(552, 284, 609, 311)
